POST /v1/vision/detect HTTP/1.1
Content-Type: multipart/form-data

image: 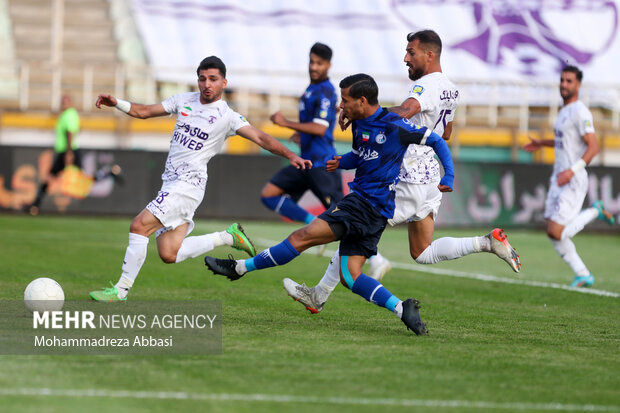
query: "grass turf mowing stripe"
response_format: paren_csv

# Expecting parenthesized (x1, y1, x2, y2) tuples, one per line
(255, 238, 620, 298)
(0, 388, 618, 411)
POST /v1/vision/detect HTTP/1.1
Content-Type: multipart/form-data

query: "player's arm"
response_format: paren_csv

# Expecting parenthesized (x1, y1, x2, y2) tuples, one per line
(270, 111, 328, 136)
(397, 123, 455, 192)
(388, 97, 421, 119)
(236, 125, 312, 170)
(443, 121, 453, 140)
(556, 132, 599, 186)
(523, 136, 555, 151)
(327, 151, 359, 172)
(95, 94, 169, 119)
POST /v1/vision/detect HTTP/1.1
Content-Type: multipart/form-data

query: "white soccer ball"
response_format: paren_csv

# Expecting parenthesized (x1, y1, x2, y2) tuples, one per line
(24, 277, 65, 312)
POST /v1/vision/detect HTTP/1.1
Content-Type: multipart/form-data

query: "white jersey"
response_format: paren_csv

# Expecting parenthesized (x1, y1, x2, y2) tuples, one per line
(399, 72, 459, 184)
(552, 100, 594, 178)
(160, 92, 249, 200)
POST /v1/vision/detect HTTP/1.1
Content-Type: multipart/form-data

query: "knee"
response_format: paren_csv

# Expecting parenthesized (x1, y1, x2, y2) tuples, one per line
(410, 242, 430, 262)
(260, 185, 272, 198)
(546, 228, 561, 241)
(261, 183, 281, 198)
(129, 219, 145, 235)
(158, 250, 177, 264)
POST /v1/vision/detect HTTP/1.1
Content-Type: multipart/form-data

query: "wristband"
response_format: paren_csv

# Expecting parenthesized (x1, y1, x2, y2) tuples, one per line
(570, 158, 586, 174)
(115, 98, 131, 114)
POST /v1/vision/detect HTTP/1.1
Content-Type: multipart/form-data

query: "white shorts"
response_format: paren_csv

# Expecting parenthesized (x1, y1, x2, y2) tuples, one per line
(543, 173, 588, 226)
(146, 189, 200, 238)
(388, 179, 442, 226)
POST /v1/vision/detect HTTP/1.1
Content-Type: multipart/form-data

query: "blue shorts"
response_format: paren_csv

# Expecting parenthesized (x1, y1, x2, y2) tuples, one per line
(270, 165, 343, 208)
(318, 192, 387, 258)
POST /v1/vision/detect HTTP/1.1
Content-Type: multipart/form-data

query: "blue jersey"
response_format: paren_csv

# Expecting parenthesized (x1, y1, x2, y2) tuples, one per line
(298, 79, 337, 167)
(338, 107, 455, 218)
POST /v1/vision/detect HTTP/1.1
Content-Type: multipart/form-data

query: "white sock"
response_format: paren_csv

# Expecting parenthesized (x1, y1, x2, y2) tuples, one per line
(415, 237, 480, 264)
(394, 300, 403, 318)
(219, 231, 234, 246)
(115, 233, 149, 299)
(551, 238, 590, 276)
(367, 252, 386, 266)
(175, 232, 227, 263)
(316, 250, 341, 298)
(235, 260, 247, 275)
(561, 208, 598, 240)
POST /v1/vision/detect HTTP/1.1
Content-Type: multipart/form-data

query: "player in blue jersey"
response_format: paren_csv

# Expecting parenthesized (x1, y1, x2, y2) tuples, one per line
(261, 43, 342, 224)
(205, 74, 455, 334)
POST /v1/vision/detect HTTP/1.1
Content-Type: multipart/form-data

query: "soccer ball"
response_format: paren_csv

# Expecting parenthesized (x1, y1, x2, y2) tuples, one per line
(24, 277, 65, 312)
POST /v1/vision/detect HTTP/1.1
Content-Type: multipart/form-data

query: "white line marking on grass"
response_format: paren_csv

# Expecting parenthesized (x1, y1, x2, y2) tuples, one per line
(0, 388, 618, 411)
(255, 238, 619, 298)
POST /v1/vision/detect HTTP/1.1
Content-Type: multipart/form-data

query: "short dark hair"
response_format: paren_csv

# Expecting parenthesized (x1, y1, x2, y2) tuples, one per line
(339, 73, 378, 105)
(407, 29, 442, 56)
(196, 56, 226, 78)
(310, 42, 333, 62)
(562, 65, 583, 82)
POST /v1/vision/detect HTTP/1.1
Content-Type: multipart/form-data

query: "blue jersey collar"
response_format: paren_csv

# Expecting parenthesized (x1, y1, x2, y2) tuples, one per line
(362, 106, 384, 122)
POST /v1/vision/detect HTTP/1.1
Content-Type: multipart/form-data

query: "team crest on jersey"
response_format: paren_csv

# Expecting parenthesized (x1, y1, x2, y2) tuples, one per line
(361, 132, 370, 142)
(375, 132, 386, 144)
(180, 106, 192, 117)
(411, 85, 424, 95)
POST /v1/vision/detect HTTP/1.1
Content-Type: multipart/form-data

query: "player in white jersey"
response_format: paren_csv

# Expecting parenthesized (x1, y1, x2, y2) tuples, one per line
(524, 65, 614, 288)
(283, 30, 520, 315)
(88, 56, 312, 301)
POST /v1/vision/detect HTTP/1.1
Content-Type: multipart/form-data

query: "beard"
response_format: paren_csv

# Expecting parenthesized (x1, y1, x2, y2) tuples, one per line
(408, 66, 424, 81)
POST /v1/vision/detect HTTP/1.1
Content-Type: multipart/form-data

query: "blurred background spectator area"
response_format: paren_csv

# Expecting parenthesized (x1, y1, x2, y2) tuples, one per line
(0, 0, 619, 166)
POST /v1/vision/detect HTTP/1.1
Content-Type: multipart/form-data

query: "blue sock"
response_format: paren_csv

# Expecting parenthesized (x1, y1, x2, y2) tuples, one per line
(244, 239, 300, 272)
(350, 274, 401, 312)
(261, 195, 314, 224)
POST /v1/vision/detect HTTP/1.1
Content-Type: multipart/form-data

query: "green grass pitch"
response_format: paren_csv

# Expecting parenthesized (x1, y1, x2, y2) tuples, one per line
(0, 214, 618, 412)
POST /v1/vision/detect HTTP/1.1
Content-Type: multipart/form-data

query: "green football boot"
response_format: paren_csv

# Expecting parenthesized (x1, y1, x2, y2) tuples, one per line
(226, 223, 257, 257)
(89, 282, 127, 302)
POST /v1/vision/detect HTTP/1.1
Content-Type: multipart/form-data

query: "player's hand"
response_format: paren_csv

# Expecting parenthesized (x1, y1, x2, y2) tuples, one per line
(64, 150, 74, 166)
(270, 111, 287, 127)
(326, 156, 341, 172)
(338, 111, 351, 131)
(522, 136, 542, 152)
(95, 94, 117, 109)
(290, 155, 312, 170)
(557, 169, 574, 186)
(289, 132, 300, 145)
(438, 184, 452, 193)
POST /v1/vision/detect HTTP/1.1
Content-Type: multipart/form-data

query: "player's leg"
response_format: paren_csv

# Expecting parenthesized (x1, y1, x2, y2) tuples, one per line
(544, 181, 594, 287)
(562, 201, 614, 239)
(339, 253, 427, 335)
(283, 248, 341, 313)
(158, 222, 256, 264)
(204, 217, 338, 280)
(260, 166, 315, 224)
(89, 208, 162, 301)
(547, 219, 593, 287)
(29, 152, 65, 215)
